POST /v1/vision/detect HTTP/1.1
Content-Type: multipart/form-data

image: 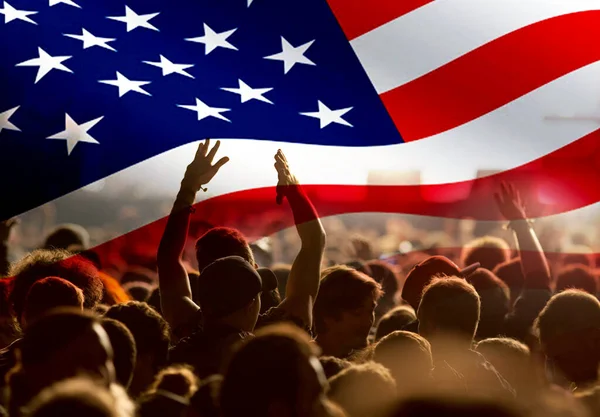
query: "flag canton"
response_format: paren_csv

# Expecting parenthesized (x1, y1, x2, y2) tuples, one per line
(0, 0, 401, 219)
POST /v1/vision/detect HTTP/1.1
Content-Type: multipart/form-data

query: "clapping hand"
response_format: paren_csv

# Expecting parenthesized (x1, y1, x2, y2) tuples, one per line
(274, 149, 299, 205)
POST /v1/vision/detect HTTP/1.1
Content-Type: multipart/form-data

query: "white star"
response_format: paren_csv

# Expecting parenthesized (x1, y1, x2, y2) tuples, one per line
(107, 5, 159, 32)
(300, 101, 353, 129)
(49, 0, 81, 8)
(264, 36, 315, 74)
(0, 1, 37, 25)
(143, 55, 194, 78)
(64, 29, 116, 51)
(185, 23, 237, 55)
(177, 98, 231, 122)
(16, 47, 73, 84)
(47, 114, 102, 155)
(99, 72, 151, 97)
(222, 79, 273, 104)
(0, 106, 20, 134)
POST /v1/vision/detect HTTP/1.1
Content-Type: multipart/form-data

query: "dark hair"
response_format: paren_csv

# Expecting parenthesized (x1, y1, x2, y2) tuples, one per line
(9, 250, 103, 323)
(493, 258, 524, 303)
(366, 260, 399, 300)
(319, 356, 353, 379)
(189, 375, 222, 417)
(195, 227, 254, 272)
(101, 318, 137, 389)
(43, 224, 90, 251)
(375, 306, 417, 341)
(23, 277, 84, 324)
(148, 364, 199, 399)
(345, 261, 373, 277)
(104, 301, 170, 368)
(555, 265, 597, 296)
(314, 266, 383, 335)
(461, 237, 510, 272)
(466, 269, 510, 339)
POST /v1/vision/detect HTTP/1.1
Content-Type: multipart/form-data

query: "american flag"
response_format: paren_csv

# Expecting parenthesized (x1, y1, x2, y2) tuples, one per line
(1, 0, 600, 249)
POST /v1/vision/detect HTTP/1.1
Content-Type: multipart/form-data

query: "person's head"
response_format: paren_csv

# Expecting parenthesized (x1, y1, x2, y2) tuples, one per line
(345, 261, 373, 277)
(314, 265, 382, 357)
(555, 265, 597, 296)
(375, 305, 417, 341)
(147, 364, 199, 399)
(258, 268, 281, 314)
(401, 256, 461, 311)
(8, 309, 115, 414)
(22, 276, 84, 327)
(461, 236, 511, 272)
(319, 356, 353, 380)
(195, 227, 255, 271)
(475, 338, 534, 394)
(272, 263, 291, 299)
(101, 318, 137, 389)
(366, 260, 399, 315)
(188, 375, 222, 417)
(220, 324, 328, 417)
(122, 281, 154, 302)
(9, 249, 103, 325)
(104, 301, 170, 397)
(373, 331, 433, 393)
(328, 362, 397, 417)
(493, 258, 525, 305)
(197, 256, 267, 332)
(466, 269, 510, 340)
(137, 391, 189, 417)
(43, 224, 90, 251)
(418, 277, 480, 345)
(21, 377, 129, 417)
(535, 290, 600, 387)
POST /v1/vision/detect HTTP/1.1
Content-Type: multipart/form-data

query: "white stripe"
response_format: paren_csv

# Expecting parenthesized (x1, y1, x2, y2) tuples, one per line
(350, 0, 600, 94)
(16, 60, 600, 245)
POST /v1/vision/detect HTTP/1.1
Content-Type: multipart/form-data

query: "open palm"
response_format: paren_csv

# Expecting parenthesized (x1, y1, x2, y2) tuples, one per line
(182, 139, 229, 193)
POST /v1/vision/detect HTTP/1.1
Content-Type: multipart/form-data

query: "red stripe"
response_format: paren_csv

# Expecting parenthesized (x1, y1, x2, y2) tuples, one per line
(92, 129, 600, 263)
(326, 0, 434, 40)
(381, 11, 600, 141)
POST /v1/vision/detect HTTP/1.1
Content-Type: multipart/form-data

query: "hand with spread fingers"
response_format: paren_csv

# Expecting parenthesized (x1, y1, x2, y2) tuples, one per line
(181, 139, 230, 194)
(274, 149, 299, 205)
(494, 182, 527, 221)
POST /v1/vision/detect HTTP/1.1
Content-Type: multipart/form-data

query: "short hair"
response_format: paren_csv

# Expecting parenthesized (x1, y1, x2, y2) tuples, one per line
(43, 224, 90, 251)
(9, 249, 103, 322)
(101, 318, 137, 389)
(189, 375, 222, 417)
(555, 265, 597, 295)
(122, 281, 154, 302)
(418, 277, 481, 340)
(366, 260, 399, 300)
(493, 258, 525, 301)
(21, 377, 119, 417)
(373, 330, 433, 386)
(375, 306, 417, 341)
(534, 289, 600, 347)
(328, 362, 397, 417)
(23, 277, 84, 324)
(461, 237, 511, 272)
(319, 356, 353, 379)
(401, 256, 461, 311)
(345, 261, 373, 277)
(466, 269, 510, 338)
(147, 364, 199, 399)
(220, 324, 321, 417)
(474, 338, 530, 390)
(104, 301, 170, 369)
(314, 266, 383, 335)
(195, 227, 254, 272)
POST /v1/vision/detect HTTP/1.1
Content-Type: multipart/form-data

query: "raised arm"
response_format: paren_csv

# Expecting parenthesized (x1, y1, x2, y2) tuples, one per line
(494, 182, 550, 286)
(157, 140, 229, 330)
(274, 150, 326, 328)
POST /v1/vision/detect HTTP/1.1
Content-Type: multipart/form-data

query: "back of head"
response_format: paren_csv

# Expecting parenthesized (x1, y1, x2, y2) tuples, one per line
(555, 265, 597, 296)
(328, 362, 397, 417)
(493, 258, 525, 302)
(402, 256, 461, 311)
(148, 365, 199, 399)
(101, 318, 137, 389)
(345, 261, 373, 277)
(375, 306, 417, 341)
(104, 301, 170, 368)
(23, 276, 84, 326)
(195, 227, 254, 271)
(418, 277, 481, 342)
(314, 265, 382, 336)
(319, 356, 353, 379)
(466, 269, 509, 338)
(122, 281, 154, 302)
(220, 324, 324, 417)
(9, 249, 103, 323)
(373, 331, 432, 391)
(475, 338, 532, 392)
(43, 224, 90, 251)
(189, 375, 223, 417)
(461, 237, 510, 272)
(22, 377, 119, 417)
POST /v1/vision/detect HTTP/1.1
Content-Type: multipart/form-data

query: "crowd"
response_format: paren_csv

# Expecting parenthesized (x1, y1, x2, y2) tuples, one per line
(0, 139, 600, 417)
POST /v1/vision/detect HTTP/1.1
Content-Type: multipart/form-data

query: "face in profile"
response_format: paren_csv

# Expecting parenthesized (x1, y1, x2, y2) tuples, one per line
(333, 297, 377, 351)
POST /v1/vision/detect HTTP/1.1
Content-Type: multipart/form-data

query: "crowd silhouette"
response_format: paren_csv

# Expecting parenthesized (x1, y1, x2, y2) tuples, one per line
(0, 139, 599, 417)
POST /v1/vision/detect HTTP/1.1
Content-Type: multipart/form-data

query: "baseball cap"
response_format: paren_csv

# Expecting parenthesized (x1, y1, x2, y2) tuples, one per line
(198, 256, 266, 318)
(401, 256, 478, 310)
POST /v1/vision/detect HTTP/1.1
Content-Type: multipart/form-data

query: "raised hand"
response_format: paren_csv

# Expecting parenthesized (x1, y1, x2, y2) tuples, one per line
(274, 149, 299, 205)
(494, 182, 527, 221)
(181, 139, 229, 193)
(0, 218, 19, 243)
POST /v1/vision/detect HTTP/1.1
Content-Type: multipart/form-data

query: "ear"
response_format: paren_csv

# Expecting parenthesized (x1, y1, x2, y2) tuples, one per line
(254, 262, 259, 269)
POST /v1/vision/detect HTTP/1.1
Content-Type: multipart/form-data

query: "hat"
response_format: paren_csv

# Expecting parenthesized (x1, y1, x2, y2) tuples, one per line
(402, 256, 471, 310)
(257, 268, 278, 292)
(197, 256, 265, 318)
